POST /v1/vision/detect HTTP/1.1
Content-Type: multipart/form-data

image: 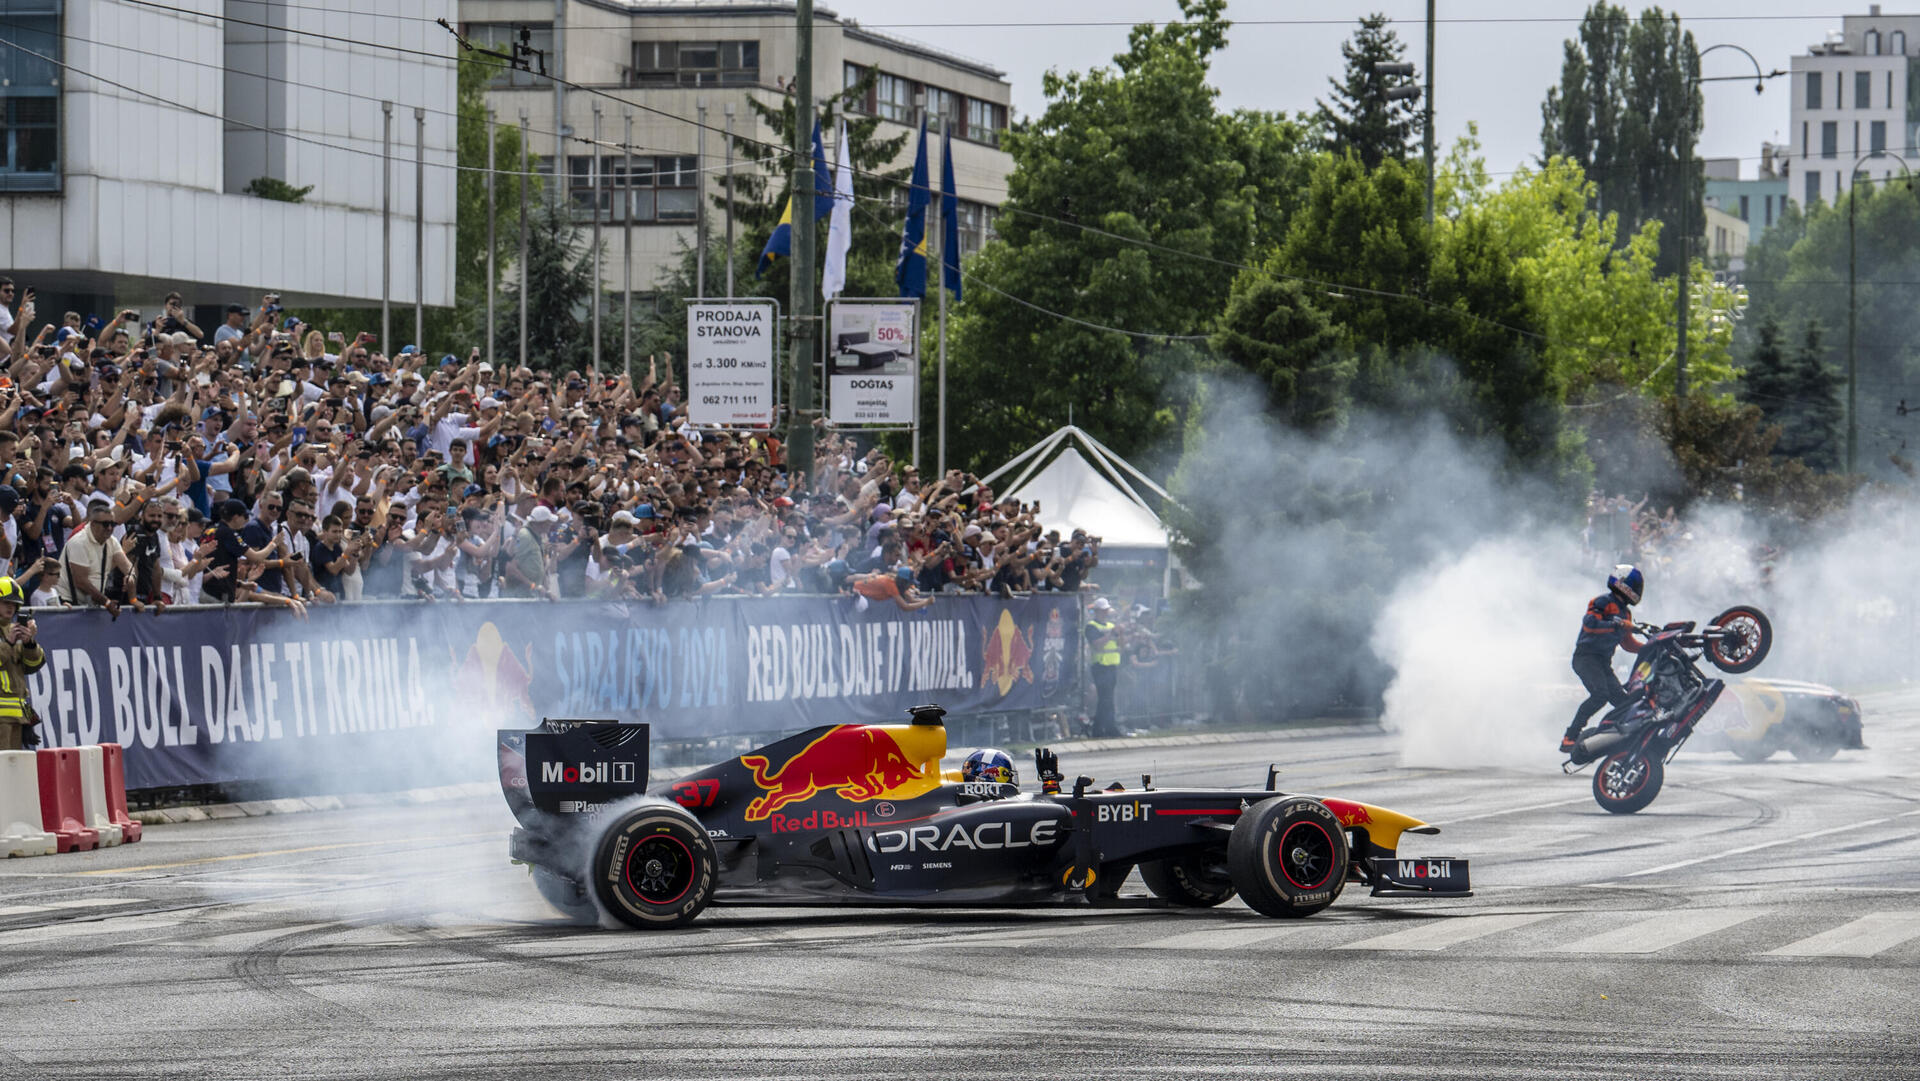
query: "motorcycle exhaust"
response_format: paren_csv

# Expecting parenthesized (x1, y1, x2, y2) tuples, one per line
(1579, 730, 1626, 757)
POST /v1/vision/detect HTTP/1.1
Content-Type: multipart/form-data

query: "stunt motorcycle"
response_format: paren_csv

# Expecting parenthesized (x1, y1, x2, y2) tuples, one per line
(1565, 605, 1773, 814)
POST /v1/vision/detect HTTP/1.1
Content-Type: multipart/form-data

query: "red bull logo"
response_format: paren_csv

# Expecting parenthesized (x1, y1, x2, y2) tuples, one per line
(979, 609, 1035, 696)
(1321, 798, 1374, 828)
(740, 726, 930, 821)
(455, 622, 536, 720)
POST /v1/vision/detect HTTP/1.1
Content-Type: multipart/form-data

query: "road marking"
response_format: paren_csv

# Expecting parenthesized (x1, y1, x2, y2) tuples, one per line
(1126, 926, 1305, 950)
(0, 897, 147, 916)
(1766, 912, 1920, 957)
(923, 924, 1110, 948)
(1623, 818, 1895, 878)
(1429, 797, 1593, 827)
(1335, 912, 1553, 951)
(73, 832, 499, 876)
(1552, 908, 1763, 954)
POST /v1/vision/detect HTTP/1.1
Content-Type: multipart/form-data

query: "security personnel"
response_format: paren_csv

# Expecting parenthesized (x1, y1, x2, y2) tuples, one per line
(0, 577, 46, 751)
(1085, 597, 1122, 739)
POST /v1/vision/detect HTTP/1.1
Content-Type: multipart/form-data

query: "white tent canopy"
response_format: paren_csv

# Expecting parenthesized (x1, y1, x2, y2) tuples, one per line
(978, 426, 1174, 550)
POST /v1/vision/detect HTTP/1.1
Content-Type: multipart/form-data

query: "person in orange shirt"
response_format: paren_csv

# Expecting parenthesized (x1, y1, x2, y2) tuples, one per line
(850, 565, 932, 612)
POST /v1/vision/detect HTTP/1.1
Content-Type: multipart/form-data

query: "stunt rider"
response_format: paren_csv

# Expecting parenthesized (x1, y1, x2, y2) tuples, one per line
(1561, 565, 1645, 755)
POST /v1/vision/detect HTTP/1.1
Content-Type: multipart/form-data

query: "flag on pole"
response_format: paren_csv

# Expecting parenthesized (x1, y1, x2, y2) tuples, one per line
(940, 126, 961, 301)
(822, 119, 856, 301)
(756, 117, 834, 278)
(895, 119, 930, 298)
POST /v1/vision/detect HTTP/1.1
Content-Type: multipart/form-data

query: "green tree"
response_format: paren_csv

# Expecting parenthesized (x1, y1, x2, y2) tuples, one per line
(1316, 13, 1421, 171)
(940, 0, 1315, 472)
(1737, 311, 1793, 425)
(1782, 320, 1844, 470)
(1540, 4, 1701, 275)
(492, 200, 610, 371)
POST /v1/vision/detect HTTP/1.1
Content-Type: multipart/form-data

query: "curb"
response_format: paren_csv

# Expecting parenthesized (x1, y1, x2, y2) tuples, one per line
(127, 723, 1380, 827)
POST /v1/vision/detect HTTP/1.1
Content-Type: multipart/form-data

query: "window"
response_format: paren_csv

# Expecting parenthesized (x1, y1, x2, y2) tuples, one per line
(1857, 70, 1872, 108)
(1872, 119, 1887, 153)
(1765, 195, 1774, 226)
(1806, 170, 1820, 204)
(844, 63, 873, 114)
(1866, 29, 1882, 55)
(876, 73, 912, 122)
(0, 0, 60, 192)
(954, 200, 994, 255)
(1895, 30, 1908, 55)
(1822, 121, 1838, 158)
(631, 40, 759, 87)
(466, 22, 554, 88)
(1739, 194, 1750, 221)
(965, 98, 1007, 147)
(1806, 70, 1822, 109)
(1802, 120, 1809, 158)
(925, 87, 955, 125)
(571, 155, 699, 223)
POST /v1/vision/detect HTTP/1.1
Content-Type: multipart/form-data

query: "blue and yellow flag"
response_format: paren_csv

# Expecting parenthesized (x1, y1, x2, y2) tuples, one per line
(895, 119, 930, 298)
(757, 118, 833, 278)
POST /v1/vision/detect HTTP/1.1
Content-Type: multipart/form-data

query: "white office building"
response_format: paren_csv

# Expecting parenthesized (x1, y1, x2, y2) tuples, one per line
(1788, 4, 1920, 207)
(0, 0, 457, 330)
(460, 0, 1016, 299)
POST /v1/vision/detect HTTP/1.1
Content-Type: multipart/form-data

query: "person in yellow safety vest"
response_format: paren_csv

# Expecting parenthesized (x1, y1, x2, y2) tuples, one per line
(0, 577, 46, 750)
(1085, 596, 1122, 739)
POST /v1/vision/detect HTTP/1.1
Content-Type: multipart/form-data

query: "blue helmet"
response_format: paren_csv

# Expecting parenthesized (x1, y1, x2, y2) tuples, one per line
(894, 564, 914, 586)
(961, 748, 1017, 785)
(1608, 564, 1644, 606)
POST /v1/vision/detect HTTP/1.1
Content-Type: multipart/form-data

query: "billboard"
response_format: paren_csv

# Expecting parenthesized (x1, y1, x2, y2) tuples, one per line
(687, 300, 778, 426)
(826, 298, 919, 427)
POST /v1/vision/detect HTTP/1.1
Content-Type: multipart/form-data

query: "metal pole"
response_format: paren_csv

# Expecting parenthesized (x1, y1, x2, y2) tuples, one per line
(912, 92, 924, 473)
(486, 106, 497, 368)
(696, 100, 708, 300)
(591, 101, 602, 376)
(1423, 0, 1436, 224)
(552, 0, 565, 209)
(381, 101, 392, 357)
(414, 107, 425, 352)
(936, 110, 948, 478)
(1675, 118, 1690, 405)
(1848, 187, 1858, 473)
(519, 110, 530, 370)
(725, 103, 736, 299)
(624, 110, 633, 383)
(788, 0, 817, 478)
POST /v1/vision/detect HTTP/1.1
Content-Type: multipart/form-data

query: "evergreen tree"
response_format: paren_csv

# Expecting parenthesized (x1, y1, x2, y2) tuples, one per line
(1540, 4, 1701, 275)
(1738, 312, 1794, 425)
(493, 200, 612, 372)
(1784, 320, 1844, 470)
(1317, 14, 1421, 171)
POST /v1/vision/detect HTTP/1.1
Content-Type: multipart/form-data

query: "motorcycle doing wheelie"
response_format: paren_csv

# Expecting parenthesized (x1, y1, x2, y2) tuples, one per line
(1564, 605, 1773, 814)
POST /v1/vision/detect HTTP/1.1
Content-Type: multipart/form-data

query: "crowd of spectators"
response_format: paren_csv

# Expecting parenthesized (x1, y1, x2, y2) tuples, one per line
(0, 279, 1102, 614)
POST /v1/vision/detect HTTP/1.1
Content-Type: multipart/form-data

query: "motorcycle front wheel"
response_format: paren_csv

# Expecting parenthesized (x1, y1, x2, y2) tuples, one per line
(1593, 750, 1664, 814)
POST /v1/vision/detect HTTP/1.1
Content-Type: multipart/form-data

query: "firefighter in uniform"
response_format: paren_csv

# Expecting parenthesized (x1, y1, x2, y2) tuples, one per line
(0, 577, 45, 751)
(1085, 597, 1122, 739)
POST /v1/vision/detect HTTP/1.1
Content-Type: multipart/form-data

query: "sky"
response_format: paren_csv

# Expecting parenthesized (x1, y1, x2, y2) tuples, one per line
(822, 0, 1863, 181)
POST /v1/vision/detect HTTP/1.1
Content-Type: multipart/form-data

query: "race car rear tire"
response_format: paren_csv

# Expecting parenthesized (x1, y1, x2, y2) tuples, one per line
(1138, 853, 1236, 907)
(590, 803, 717, 930)
(531, 866, 600, 924)
(1592, 750, 1664, 814)
(1227, 797, 1348, 918)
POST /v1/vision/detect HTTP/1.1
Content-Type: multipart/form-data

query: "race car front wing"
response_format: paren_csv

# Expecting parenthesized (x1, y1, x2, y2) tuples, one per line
(1366, 856, 1472, 897)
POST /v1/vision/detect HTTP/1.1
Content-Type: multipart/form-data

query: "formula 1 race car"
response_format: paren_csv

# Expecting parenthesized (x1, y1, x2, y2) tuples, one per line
(1694, 677, 1866, 762)
(497, 705, 1470, 929)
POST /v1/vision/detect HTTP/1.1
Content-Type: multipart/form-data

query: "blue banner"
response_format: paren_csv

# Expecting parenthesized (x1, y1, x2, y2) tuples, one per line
(26, 594, 1083, 791)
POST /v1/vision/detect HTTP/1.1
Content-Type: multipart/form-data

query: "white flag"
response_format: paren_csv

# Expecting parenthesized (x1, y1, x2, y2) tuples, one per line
(821, 118, 855, 300)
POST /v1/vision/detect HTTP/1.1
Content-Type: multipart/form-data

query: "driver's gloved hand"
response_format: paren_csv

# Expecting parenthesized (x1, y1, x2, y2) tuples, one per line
(20, 723, 40, 750)
(1035, 747, 1063, 794)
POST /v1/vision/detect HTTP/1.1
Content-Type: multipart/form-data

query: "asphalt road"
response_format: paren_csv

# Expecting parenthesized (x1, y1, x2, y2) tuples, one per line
(4, 691, 1919, 1081)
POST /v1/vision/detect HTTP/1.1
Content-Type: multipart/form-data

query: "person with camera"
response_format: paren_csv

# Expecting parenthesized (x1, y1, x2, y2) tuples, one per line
(0, 576, 46, 749)
(56, 499, 132, 613)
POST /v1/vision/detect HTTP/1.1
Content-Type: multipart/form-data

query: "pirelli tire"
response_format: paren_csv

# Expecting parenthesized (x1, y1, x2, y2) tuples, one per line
(1138, 853, 1236, 907)
(590, 803, 717, 930)
(1227, 797, 1349, 918)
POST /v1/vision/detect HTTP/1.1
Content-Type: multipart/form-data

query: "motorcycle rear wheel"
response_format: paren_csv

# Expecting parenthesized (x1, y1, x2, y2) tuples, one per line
(1593, 750, 1664, 814)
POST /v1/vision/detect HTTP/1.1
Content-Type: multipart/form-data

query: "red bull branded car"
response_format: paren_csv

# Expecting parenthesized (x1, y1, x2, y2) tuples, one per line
(497, 705, 1470, 929)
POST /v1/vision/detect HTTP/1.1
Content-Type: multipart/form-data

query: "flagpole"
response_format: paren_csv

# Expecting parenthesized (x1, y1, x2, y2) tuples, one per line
(935, 108, 948, 479)
(912, 93, 924, 473)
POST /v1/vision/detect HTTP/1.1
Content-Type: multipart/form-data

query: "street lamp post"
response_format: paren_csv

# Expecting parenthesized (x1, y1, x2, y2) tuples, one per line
(1677, 43, 1782, 406)
(1847, 151, 1915, 474)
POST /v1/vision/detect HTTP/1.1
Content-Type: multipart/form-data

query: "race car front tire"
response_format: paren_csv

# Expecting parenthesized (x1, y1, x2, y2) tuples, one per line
(1228, 797, 1349, 918)
(590, 803, 717, 930)
(1138, 854, 1235, 907)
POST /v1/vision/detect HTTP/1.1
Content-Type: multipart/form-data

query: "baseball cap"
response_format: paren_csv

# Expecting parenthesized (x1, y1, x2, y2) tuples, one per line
(631, 503, 657, 519)
(1090, 597, 1114, 614)
(611, 510, 637, 526)
(772, 496, 795, 509)
(462, 483, 484, 499)
(368, 373, 390, 386)
(477, 396, 503, 410)
(0, 485, 18, 515)
(218, 498, 250, 521)
(226, 303, 247, 315)
(398, 344, 419, 355)
(527, 506, 557, 524)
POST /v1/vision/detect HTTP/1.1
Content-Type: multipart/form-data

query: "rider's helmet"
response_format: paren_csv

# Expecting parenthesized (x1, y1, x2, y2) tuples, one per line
(1607, 564, 1644, 606)
(0, 576, 24, 608)
(961, 748, 1017, 785)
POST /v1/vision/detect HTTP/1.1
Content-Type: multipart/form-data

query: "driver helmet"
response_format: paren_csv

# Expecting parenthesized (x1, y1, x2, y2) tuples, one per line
(1607, 563, 1644, 606)
(961, 748, 1017, 785)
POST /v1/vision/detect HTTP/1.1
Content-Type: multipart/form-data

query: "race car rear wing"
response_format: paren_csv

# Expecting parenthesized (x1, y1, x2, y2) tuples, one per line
(499, 719, 651, 820)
